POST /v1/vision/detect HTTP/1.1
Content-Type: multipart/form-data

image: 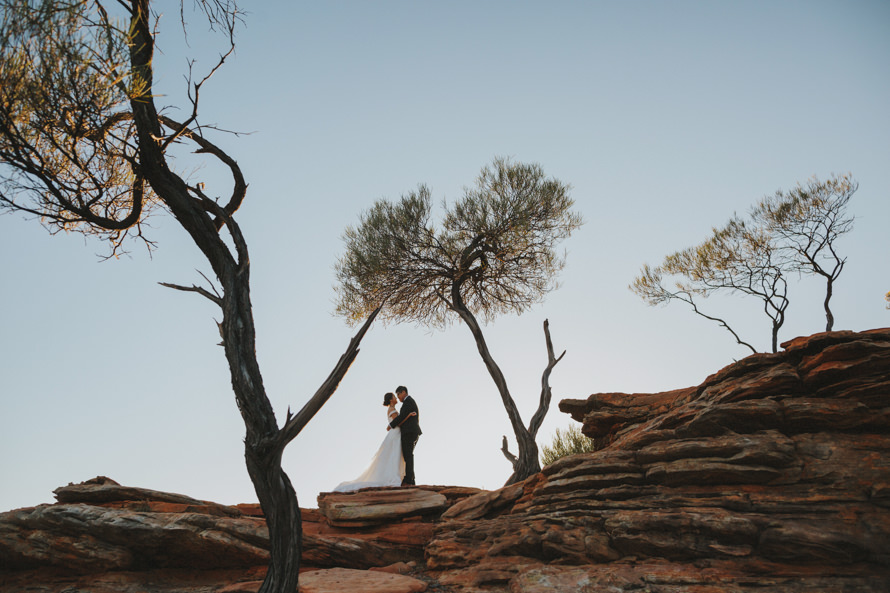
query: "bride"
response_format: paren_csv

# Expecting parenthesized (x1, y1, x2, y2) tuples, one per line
(333, 392, 415, 492)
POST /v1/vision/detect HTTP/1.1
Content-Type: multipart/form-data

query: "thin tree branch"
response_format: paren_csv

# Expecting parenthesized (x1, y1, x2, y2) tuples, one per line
(278, 306, 381, 447)
(501, 435, 518, 468)
(679, 291, 758, 354)
(528, 319, 565, 438)
(159, 115, 247, 226)
(158, 280, 223, 306)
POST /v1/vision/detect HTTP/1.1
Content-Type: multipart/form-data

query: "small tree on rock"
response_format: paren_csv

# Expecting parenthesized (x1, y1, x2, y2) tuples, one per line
(753, 173, 857, 331)
(633, 175, 856, 354)
(335, 158, 583, 485)
(632, 216, 789, 353)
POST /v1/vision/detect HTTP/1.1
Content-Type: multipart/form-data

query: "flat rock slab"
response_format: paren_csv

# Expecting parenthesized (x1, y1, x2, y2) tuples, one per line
(318, 488, 447, 527)
(299, 568, 427, 593)
(53, 476, 243, 517)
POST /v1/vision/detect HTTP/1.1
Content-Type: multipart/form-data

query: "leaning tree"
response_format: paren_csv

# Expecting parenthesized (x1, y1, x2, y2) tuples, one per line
(335, 157, 583, 485)
(0, 2, 377, 591)
(632, 216, 789, 353)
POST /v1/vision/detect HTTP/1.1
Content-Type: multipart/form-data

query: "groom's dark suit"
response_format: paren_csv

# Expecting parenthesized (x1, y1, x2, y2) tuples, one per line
(389, 395, 421, 486)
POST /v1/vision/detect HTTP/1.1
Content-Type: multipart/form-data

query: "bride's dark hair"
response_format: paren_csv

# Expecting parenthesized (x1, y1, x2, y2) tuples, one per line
(383, 392, 396, 406)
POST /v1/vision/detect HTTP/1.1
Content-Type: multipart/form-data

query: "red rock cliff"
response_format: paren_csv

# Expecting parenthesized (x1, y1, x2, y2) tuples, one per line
(1, 329, 888, 593)
(426, 329, 890, 591)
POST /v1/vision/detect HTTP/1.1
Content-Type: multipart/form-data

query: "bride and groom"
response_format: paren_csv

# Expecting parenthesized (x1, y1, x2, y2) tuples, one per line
(333, 385, 422, 492)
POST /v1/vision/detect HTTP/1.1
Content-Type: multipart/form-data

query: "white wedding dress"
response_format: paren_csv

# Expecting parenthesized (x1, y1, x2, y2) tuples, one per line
(333, 408, 405, 492)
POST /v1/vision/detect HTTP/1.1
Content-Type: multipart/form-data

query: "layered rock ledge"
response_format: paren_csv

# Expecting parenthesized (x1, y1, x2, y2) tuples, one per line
(1, 329, 888, 592)
(0, 478, 468, 592)
(425, 329, 890, 591)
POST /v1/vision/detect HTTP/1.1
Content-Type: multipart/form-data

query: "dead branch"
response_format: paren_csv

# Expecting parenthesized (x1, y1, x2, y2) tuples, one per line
(278, 306, 381, 448)
(527, 319, 566, 438)
(159, 281, 223, 306)
(501, 435, 519, 468)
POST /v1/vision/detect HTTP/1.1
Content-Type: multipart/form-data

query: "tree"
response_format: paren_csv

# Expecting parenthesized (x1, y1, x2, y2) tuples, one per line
(335, 158, 583, 484)
(539, 423, 595, 467)
(0, 2, 377, 591)
(753, 174, 857, 331)
(632, 216, 789, 353)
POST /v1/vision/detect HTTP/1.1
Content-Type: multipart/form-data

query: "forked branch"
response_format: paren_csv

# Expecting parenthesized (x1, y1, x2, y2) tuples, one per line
(159, 279, 223, 306)
(278, 306, 382, 448)
(528, 318, 565, 437)
(501, 435, 519, 469)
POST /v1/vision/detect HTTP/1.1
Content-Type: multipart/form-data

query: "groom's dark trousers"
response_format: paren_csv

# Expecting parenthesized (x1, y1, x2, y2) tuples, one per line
(401, 432, 420, 486)
(389, 395, 421, 486)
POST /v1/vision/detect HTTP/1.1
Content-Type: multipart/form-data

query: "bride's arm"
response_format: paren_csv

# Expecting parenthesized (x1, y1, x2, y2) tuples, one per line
(386, 409, 398, 431)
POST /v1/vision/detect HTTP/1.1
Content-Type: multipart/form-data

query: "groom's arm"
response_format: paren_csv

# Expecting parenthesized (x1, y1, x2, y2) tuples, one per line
(389, 399, 417, 429)
(396, 412, 417, 427)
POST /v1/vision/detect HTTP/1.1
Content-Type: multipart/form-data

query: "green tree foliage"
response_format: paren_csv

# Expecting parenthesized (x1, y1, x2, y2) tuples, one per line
(0, 3, 377, 591)
(336, 157, 583, 484)
(0, 0, 153, 249)
(631, 175, 857, 354)
(540, 424, 595, 467)
(753, 174, 857, 331)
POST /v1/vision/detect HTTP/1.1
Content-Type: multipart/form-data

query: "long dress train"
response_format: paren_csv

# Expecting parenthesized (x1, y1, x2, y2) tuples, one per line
(333, 409, 405, 492)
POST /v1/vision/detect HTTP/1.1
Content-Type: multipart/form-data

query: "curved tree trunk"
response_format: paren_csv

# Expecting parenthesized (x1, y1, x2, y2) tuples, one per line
(506, 429, 540, 485)
(457, 301, 539, 483)
(126, 4, 380, 590)
(450, 285, 545, 485)
(824, 278, 835, 331)
(246, 446, 301, 593)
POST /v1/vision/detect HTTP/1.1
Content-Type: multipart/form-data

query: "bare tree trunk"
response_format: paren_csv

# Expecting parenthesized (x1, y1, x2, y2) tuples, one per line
(450, 297, 534, 483)
(451, 287, 564, 484)
(246, 447, 301, 593)
(127, 5, 381, 590)
(506, 319, 566, 484)
(824, 278, 835, 331)
(505, 429, 541, 485)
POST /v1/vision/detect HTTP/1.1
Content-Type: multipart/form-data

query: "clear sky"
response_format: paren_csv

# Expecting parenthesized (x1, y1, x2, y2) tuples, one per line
(1, 1, 888, 513)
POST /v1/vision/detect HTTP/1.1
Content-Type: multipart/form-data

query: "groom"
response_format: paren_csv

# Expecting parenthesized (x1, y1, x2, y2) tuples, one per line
(389, 385, 421, 486)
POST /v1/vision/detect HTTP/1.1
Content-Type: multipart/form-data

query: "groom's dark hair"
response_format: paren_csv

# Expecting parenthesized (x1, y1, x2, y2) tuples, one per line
(396, 385, 408, 395)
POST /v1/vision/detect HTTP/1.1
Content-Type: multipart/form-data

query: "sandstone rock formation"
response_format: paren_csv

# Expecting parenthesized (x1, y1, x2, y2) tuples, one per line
(298, 567, 428, 593)
(0, 479, 462, 592)
(425, 329, 890, 591)
(2, 329, 888, 593)
(317, 487, 449, 527)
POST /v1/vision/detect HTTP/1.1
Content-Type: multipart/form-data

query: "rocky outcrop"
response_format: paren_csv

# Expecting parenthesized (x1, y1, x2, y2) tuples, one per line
(0, 477, 270, 573)
(425, 329, 890, 591)
(2, 329, 888, 593)
(0, 479, 464, 592)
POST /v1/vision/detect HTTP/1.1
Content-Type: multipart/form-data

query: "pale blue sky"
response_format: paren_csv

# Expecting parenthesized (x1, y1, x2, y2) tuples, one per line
(2, 1, 888, 512)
